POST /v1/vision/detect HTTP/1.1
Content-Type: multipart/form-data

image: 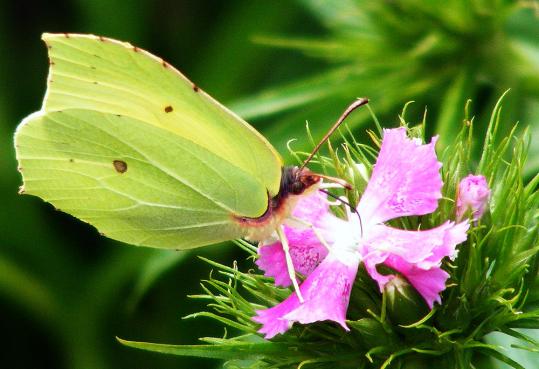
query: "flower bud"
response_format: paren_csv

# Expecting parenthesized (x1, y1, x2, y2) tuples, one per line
(385, 275, 429, 326)
(456, 175, 490, 221)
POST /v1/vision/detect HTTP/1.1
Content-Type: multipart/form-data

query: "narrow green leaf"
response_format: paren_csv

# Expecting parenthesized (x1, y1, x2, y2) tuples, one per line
(435, 67, 474, 149)
(501, 328, 539, 349)
(477, 347, 526, 369)
(118, 338, 299, 360)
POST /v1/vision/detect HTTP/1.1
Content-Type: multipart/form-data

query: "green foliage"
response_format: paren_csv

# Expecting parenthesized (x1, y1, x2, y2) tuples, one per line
(121, 99, 539, 368)
(231, 0, 539, 176)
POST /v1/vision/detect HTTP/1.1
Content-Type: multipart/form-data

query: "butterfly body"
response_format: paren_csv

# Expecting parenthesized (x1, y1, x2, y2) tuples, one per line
(234, 166, 321, 241)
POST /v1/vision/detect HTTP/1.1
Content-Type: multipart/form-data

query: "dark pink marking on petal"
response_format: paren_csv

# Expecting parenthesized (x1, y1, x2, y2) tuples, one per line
(256, 191, 342, 286)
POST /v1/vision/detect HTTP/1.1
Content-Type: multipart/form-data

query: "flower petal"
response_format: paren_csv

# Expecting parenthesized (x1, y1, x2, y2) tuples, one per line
(256, 243, 291, 287)
(362, 221, 469, 307)
(253, 252, 360, 339)
(364, 221, 469, 268)
(383, 255, 451, 309)
(357, 128, 443, 224)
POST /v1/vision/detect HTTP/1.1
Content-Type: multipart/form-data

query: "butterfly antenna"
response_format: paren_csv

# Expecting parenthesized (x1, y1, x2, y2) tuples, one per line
(319, 188, 363, 237)
(299, 98, 369, 171)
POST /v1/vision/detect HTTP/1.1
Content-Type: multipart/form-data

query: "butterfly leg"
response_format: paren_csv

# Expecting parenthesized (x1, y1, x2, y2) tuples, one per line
(276, 225, 304, 303)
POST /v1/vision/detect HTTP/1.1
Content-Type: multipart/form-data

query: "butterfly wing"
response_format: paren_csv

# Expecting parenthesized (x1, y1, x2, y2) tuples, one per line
(14, 33, 283, 249)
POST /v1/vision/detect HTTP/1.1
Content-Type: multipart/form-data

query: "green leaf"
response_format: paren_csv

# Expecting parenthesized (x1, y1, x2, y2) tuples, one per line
(117, 338, 296, 360)
(477, 347, 526, 369)
(485, 330, 539, 369)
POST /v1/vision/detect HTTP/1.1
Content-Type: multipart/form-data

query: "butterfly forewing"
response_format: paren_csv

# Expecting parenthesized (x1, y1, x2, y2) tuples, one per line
(15, 33, 284, 249)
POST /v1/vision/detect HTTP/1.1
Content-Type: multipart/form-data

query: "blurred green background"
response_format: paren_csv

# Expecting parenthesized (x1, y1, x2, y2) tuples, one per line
(1, 1, 537, 368)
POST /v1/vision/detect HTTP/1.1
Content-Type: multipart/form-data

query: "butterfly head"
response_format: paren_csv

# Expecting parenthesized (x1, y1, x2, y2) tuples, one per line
(282, 166, 321, 196)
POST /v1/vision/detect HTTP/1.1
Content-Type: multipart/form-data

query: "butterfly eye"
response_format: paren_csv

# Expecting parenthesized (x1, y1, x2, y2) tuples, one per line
(291, 181, 304, 194)
(302, 175, 319, 187)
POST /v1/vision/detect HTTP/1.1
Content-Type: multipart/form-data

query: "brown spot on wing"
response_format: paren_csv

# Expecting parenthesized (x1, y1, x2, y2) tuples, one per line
(164, 105, 173, 113)
(113, 160, 128, 173)
(192, 84, 199, 92)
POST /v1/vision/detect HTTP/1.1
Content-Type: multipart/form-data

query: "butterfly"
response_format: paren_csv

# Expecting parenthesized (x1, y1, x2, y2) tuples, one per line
(15, 33, 367, 299)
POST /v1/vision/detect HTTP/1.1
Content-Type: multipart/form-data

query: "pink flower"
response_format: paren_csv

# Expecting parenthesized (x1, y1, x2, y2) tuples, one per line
(254, 128, 469, 338)
(456, 175, 490, 221)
